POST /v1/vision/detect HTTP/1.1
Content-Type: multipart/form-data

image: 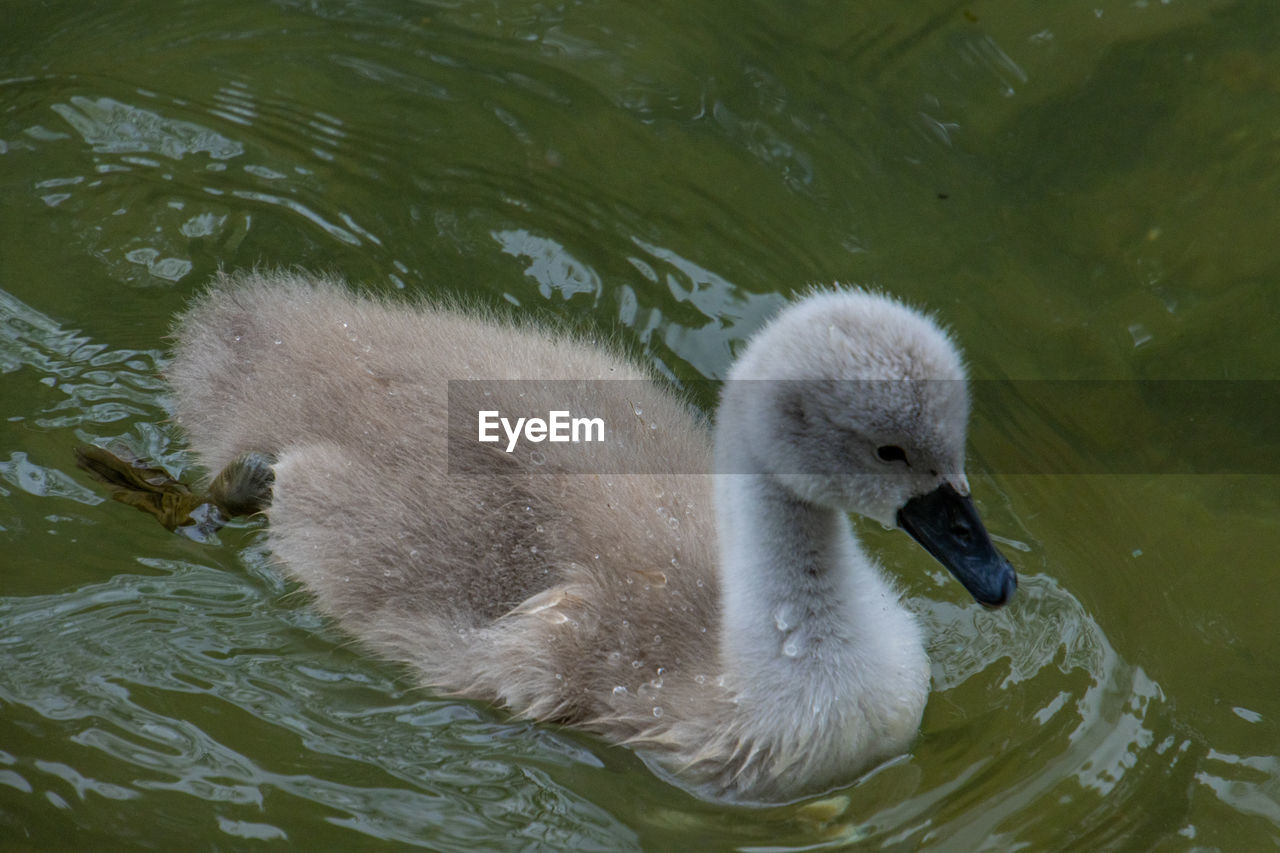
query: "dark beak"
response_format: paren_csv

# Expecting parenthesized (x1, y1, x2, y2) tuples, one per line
(896, 483, 1017, 607)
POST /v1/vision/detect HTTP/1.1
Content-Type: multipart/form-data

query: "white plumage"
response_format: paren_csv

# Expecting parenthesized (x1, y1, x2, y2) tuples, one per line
(169, 271, 1014, 802)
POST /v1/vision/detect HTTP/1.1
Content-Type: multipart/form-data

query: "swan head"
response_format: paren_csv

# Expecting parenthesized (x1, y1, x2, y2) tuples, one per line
(716, 288, 1016, 606)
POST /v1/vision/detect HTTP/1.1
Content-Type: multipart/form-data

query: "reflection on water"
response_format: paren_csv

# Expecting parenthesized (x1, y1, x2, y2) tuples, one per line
(0, 560, 637, 851)
(3, 0, 1280, 848)
(919, 575, 1185, 829)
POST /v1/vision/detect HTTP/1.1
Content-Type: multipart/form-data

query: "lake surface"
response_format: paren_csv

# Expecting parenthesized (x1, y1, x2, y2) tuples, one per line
(3, 0, 1279, 849)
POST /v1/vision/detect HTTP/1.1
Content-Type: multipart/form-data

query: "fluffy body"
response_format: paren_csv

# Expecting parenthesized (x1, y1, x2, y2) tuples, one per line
(168, 270, 975, 802)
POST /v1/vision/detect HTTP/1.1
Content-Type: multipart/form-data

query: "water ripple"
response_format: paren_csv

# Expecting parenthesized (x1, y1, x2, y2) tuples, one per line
(51, 95, 245, 161)
(0, 563, 639, 850)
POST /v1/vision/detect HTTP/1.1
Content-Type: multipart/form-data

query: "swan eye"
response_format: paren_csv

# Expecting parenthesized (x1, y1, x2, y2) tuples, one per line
(876, 445, 909, 465)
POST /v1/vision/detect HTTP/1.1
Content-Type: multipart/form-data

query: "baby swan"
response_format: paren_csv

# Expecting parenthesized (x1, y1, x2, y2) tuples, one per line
(168, 271, 1015, 802)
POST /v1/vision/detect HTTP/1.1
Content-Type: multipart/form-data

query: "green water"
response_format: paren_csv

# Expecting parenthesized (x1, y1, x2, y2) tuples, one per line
(3, 0, 1279, 849)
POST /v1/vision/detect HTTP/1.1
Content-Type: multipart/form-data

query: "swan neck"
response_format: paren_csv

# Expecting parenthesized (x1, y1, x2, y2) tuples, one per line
(713, 470, 863, 680)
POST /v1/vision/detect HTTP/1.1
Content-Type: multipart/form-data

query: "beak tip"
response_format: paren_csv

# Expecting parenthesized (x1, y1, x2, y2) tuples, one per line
(978, 565, 1017, 608)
